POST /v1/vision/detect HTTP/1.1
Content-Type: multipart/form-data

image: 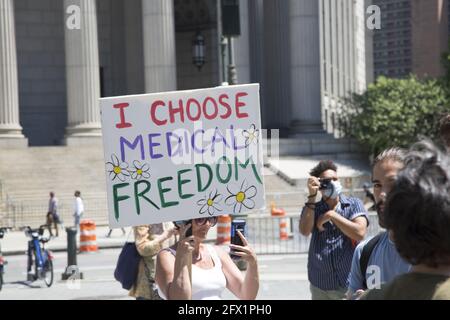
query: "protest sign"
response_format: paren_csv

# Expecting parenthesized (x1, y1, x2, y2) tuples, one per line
(100, 84, 265, 227)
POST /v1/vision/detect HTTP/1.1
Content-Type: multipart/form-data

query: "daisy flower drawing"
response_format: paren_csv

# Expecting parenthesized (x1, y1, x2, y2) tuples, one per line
(197, 189, 223, 216)
(129, 160, 151, 180)
(243, 124, 260, 147)
(106, 154, 130, 182)
(225, 180, 257, 214)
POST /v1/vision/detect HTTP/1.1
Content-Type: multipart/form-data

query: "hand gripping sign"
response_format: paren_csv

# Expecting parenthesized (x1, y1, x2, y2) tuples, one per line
(100, 84, 265, 227)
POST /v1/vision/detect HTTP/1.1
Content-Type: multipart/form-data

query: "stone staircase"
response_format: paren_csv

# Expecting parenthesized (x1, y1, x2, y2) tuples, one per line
(0, 146, 108, 228)
(264, 134, 366, 158)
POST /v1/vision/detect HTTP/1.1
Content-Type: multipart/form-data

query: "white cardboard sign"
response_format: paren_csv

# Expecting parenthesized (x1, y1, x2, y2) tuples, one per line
(100, 84, 265, 227)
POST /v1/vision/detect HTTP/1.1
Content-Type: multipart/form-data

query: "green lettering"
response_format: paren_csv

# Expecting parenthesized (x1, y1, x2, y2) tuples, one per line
(195, 163, 213, 192)
(113, 183, 130, 222)
(216, 156, 232, 184)
(235, 156, 263, 184)
(177, 169, 194, 200)
(157, 176, 179, 208)
(134, 180, 160, 214)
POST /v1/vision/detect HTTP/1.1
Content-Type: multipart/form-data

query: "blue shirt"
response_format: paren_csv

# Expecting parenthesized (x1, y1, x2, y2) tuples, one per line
(302, 194, 369, 291)
(347, 231, 411, 295)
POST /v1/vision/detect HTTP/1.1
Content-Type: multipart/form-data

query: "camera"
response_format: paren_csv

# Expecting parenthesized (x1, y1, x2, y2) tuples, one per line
(230, 220, 246, 260)
(319, 178, 332, 190)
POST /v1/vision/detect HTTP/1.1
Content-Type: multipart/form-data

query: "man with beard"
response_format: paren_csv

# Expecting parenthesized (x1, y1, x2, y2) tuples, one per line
(346, 148, 411, 299)
(300, 160, 369, 300)
(362, 141, 450, 300)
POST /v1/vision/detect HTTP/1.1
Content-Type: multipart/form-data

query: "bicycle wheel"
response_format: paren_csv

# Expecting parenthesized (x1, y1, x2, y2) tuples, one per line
(43, 258, 53, 287)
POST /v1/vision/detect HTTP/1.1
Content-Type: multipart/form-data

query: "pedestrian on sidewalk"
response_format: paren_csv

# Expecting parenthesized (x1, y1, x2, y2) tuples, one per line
(73, 190, 84, 233)
(362, 140, 450, 300)
(128, 223, 178, 300)
(299, 160, 369, 300)
(47, 191, 62, 237)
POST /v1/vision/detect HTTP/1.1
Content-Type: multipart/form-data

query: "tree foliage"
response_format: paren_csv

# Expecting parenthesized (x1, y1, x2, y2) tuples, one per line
(339, 76, 449, 157)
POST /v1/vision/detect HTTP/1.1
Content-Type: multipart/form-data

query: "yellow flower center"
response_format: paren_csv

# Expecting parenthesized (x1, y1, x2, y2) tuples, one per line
(236, 192, 246, 203)
(113, 166, 122, 174)
(137, 169, 143, 175)
(249, 133, 255, 140)
(207, 199, 214, 206)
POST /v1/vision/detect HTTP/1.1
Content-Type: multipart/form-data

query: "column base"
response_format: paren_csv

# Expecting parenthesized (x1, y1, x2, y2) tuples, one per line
(0, 136, 28, 148)
(64, 124, 103, 147)
(0, 126, 28, 148)
(289, 120, 325, 136)
(64, 136, 104, 147)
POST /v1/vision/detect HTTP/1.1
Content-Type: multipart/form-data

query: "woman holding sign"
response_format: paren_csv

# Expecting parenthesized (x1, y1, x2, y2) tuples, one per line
(155, 216, 259, 300)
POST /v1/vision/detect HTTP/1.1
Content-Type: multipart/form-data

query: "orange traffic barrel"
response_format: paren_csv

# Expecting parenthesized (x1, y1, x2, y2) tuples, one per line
(270, 201, 286, 217)
(279, 217, 289, 240)
(216, 215, 231, 245)
(79, 220, 98, 253)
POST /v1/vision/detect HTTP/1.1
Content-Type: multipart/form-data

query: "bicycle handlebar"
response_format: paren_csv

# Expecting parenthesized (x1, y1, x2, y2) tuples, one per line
(24, 226, 51, 243)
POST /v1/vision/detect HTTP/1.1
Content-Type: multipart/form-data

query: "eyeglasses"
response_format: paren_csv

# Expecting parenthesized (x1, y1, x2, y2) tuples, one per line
(193, 217, 218, 227)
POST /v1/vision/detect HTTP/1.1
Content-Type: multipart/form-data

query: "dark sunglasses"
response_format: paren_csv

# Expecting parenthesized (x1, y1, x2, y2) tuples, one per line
(193, 217, 218, 227)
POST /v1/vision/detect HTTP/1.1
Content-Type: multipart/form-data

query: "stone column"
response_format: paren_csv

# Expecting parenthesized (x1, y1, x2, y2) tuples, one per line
(0, 0, 27, 148)
(142, 0, 177, 93)
(64, 0, 102, 145)
(248, 0, 265, 123)
(289, 0, 324, 134)
(234, 0, 251, 84)
(124, 0, 145, 94)
(263, 0, 291, 131)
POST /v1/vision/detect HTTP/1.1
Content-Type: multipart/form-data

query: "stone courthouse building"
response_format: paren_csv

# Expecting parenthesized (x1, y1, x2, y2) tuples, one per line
(0, 0, 370, 226)
(0, 0, 369, 147)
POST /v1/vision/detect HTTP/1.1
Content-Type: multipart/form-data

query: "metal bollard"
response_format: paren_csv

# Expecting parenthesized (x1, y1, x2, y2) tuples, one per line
(62, 227, 83, 280)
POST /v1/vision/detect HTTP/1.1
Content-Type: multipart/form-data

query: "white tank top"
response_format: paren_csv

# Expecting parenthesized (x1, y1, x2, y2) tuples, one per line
(191, 245, 227, 300)
(157, 245, 227, 300)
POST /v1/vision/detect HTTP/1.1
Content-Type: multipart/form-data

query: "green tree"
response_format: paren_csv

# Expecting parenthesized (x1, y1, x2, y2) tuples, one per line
(339, 76, 449, 157)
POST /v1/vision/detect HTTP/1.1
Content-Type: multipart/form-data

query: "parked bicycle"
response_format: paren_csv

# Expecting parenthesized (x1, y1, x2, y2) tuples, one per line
(24, 225, 54, 287)
(0, 227, 12, 291)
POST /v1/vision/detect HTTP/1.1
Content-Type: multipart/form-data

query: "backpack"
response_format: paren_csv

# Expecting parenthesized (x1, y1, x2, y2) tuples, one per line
(359, 232, 385, 290)
(114, 242, 141, 290)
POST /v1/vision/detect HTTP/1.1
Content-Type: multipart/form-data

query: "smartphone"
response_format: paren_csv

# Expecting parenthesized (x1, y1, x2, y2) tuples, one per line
(230, 220, 246, 260)
(185, 226, 192, 238)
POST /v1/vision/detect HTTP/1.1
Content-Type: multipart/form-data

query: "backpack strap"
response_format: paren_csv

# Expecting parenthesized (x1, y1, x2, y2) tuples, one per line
(360, 231, 385, 290)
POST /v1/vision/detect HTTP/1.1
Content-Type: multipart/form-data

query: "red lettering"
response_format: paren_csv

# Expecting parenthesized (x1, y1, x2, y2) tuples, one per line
(186, 98, 201, 121)
(150, 100, 168, 126)
(235, 92, 249, 119)
(202, 97, 219, 120)
(219, 94, 232, 119)
(113, 103, 132, 129)
(169, 99, 185, 124)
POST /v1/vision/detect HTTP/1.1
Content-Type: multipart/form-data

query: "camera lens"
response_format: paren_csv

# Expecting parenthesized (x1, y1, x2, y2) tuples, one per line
(319, 179, 332, 190)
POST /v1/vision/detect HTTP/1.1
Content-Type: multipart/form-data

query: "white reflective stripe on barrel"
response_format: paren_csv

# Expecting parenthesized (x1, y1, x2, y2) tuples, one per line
(80, 230, 96, 236)
(80, 241, 98, 246)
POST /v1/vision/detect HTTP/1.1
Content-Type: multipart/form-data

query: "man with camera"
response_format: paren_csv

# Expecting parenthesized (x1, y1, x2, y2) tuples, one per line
(299, 160, 369, 300)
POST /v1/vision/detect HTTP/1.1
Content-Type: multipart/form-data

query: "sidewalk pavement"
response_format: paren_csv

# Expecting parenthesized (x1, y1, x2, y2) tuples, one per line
(0, 225, 218, 256)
